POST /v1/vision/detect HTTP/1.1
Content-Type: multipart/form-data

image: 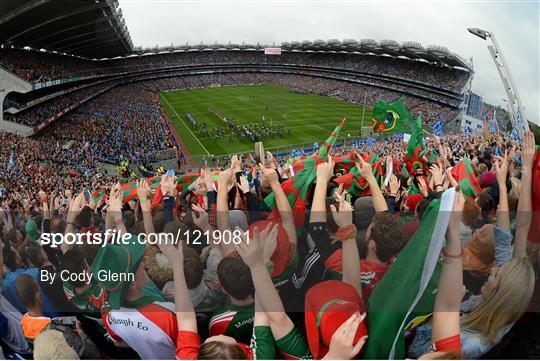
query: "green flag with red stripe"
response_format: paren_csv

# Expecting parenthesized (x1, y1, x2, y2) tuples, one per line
(315, 118, 346, 157)
(451, 158, 481, 197)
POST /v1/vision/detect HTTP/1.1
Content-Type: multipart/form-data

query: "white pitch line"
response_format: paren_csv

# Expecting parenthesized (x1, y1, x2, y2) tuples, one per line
(161, 94, 211, 156)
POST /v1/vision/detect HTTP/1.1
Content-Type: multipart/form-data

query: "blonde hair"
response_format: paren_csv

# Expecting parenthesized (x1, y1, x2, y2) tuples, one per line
(198, 341, 248, 360)
(462, 258, 535, 344)
(33, 329, 79, 360)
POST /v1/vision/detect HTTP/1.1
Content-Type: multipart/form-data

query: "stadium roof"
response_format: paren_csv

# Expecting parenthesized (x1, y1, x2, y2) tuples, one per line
(131, 39, 472, 71)
(0, 0, 133, 58)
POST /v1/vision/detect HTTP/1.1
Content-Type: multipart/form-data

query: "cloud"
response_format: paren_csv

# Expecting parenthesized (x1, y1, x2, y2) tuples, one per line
(118, 0, 539, 124)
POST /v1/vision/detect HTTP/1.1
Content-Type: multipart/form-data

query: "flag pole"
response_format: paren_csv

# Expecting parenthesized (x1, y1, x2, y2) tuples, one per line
(360, 92, 367, 137)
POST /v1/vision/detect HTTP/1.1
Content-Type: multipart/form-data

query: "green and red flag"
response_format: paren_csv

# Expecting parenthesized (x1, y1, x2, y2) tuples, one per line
(451, 158, 481, 197)
(407, 114, 425, 159)
(39, 162, 49, 173)
(315, 118, 346, 157)
(362, 189, 457, 359)
(265, 118, 346, 234)
(403, 114, 428, 174)
(91, 190, 106, 205)
(333, 153, 384, 197)
(371, 98, 414, 134)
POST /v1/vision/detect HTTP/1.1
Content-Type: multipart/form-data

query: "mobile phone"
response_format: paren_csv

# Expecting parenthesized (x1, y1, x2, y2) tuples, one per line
(83, 189, 91, 203)
(57, 316, 77, 326)
(254, 142, 265, 164)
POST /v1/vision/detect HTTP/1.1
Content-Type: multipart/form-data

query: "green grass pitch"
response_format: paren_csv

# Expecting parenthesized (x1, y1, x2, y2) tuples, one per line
(159, 85, 373, 157)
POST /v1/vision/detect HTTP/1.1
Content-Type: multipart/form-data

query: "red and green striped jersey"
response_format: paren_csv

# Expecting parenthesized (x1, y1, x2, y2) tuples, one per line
(209, 302, 254, 345)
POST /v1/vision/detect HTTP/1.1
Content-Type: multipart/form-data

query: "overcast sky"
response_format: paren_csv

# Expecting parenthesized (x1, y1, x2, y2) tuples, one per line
(118, 0, 539, 124)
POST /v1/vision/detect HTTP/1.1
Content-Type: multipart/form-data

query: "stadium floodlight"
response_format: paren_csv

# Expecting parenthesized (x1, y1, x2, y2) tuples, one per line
(468, 27, 529, 137)
(467, 28, 489, 40)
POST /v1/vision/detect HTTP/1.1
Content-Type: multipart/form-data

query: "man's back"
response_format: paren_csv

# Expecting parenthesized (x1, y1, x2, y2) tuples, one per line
(104, 301, 177, 360)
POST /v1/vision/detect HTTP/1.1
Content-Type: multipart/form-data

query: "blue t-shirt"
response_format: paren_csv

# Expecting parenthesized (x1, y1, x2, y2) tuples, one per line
(1, 268, 58, 317)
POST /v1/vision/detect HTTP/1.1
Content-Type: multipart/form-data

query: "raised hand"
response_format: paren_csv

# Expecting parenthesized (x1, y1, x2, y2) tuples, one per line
(217, 167, 233, 189)
(330, 188, 353, 228)
(158, 237, 184, 266)
(68, 192, 86, 215)
(262, 223, 278, 263)
(324, 312, 368, 360)
(238, 175, 250, 193)
(231, 154, 242, 173)
(389, 174, 400, 196)
(136, 179, 150, 201)
(493, 150, 509, 187)
(259, 162, 279, 186)
(234, 225, 268, 268)
(429, 164, 444, 187)
(355, 154, 373, 179)
(108, 185, 123, 213)
(191, 204, 210, 230)
(521, 131, 536, 171)
(161, 175, 176, 197)
(316, 156, 335, 182)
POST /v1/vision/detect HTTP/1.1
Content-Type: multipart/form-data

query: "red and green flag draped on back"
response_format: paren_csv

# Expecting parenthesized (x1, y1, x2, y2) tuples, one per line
(451, 158, 481, 197)
(371, 98, 414, 134)
(264, 118, 346, 234)
(362, 189, 457, 359)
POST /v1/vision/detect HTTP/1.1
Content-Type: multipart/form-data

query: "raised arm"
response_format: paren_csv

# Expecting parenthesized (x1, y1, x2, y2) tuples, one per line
(235, 224, 294, 341)
(432, 189, 465, 346)
(310, 156, 334, 224)
(216, 167, 235, 256)
(330, 190, 360, 295)
(159, 241, 197, 333)
(514, 132, 535, 258)
(356, 154, 387, 212)
(63, 192, 86, 253)
(136, 179, 155, 235)
(494, 151, 510, 231)
(259, 163, 297, 243)
(108, 185, 127, 235)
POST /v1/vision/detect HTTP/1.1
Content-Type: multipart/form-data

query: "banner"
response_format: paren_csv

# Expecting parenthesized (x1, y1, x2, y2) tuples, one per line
(264, 47, 282, 55)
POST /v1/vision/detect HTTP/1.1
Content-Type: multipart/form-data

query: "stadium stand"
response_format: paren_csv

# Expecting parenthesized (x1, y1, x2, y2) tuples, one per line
(3, 3, 540, 360)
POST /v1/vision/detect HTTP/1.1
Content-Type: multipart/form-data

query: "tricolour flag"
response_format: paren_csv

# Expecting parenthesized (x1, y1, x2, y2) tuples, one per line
(362, 188, 457, 359)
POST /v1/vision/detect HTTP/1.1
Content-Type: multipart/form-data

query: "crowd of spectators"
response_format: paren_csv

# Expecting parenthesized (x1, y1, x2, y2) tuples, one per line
(0, 123, 538, 359)
(4, 84, 112, 126)
(3, 71, 460, 128)
(1, 47, 470, 93)
(38, 85, 173, 164)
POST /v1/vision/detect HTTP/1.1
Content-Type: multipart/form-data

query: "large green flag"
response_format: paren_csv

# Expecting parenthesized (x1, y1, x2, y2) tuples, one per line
(407, 114, 426, 158)
(371, 98, 414, 134)
(362, 188, 456, 359)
